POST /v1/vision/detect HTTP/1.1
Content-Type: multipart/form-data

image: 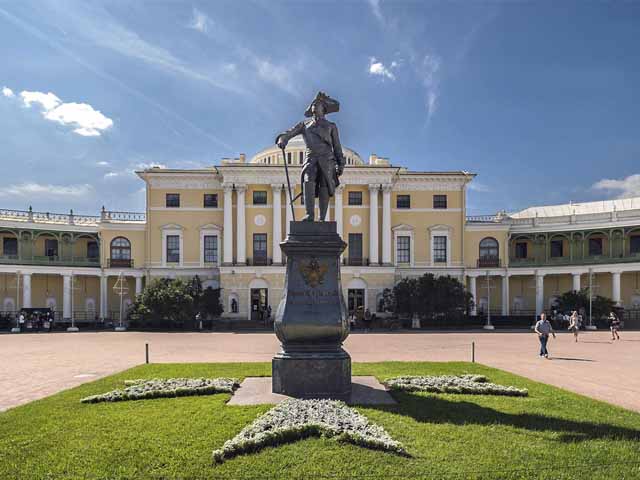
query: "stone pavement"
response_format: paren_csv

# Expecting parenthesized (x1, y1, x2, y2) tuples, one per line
(1, 330, 639, 412)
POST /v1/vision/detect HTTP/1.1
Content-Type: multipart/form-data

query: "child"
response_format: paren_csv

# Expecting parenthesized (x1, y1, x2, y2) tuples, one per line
(568, 311, 579, 343)
(609, 312, 621, 340)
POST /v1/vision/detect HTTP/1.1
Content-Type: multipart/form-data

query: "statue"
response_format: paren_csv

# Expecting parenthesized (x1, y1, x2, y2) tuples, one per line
(276, 91, 345, 222)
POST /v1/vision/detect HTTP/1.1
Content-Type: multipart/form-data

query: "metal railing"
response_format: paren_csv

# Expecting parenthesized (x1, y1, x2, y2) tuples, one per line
(509, 253, 640, 267)
(477, 256, 501, 268)
(0, 255, 100, 267)
(0, 206, 145, 225)
(107, 258, 134, 268)
(101, 209, 146, 222)
(343, 257, 369, 266)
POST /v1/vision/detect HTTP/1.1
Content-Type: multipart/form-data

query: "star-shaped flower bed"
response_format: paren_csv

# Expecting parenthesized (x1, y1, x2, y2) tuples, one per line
(212, 398, 408, 464)
(384, 375, 528, 397)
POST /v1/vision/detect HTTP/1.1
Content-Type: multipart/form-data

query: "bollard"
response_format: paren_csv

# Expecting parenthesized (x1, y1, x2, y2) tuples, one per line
(472, 341, 475, 363)
(145, 343, 149, 364)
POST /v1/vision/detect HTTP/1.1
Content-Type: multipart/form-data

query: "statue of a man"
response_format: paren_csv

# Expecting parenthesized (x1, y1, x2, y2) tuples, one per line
(276, 91, 345, 222)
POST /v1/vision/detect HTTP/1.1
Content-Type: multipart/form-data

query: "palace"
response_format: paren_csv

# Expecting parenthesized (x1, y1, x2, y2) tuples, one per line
(1, 137, 640, 325)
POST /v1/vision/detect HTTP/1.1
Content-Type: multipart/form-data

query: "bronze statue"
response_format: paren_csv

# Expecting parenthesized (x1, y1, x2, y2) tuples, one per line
(276, 92, 345, 222)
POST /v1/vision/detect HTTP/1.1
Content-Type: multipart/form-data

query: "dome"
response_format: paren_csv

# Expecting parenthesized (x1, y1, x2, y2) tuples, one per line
(250, 135, 364, 166)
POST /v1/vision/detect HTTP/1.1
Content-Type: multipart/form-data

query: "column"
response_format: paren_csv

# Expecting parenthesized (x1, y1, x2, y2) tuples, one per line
(22, 273, 32, 309)
(368, 185, 379, 265)
(135, 276, 143, 296)
(501, 274, 510, 316)
(63, 274, 72, 320)
(272, 184, 283, 264)
(334, 185, 344, 237)
(612, 271, 621, 306)
(236, 185, 247, 265)
(100, 275, 108, 320)
(223, 183, 233, 264)
(535, 272, 545, 318)
(572, 273, 581, 292)
(381, 185, 392, 265)
(469, 275, 477, 316)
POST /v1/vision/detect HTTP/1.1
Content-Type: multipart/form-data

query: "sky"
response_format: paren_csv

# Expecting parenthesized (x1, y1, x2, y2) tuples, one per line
(1, 0, 639, 215)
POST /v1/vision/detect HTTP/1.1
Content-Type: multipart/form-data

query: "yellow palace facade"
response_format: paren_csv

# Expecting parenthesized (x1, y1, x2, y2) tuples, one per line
(2, 137, 640, 324)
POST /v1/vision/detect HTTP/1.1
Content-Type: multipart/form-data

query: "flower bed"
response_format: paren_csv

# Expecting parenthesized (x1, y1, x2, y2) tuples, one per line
(212, 398, 408, 464)
(80, 378, 239, 404)
(384, 375, 528, 397)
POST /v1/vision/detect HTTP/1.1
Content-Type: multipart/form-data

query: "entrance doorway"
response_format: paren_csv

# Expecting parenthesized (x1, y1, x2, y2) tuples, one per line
(250, 288, 268, 321)
(348, 289, 365, 315)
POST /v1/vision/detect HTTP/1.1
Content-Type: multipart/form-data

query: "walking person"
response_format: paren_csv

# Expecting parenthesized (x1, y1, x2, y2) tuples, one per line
(364, 308, 372, 333)
(534, 312, 556, 359)
(568, 310, 580, 343)
(609, 312, 621, 341)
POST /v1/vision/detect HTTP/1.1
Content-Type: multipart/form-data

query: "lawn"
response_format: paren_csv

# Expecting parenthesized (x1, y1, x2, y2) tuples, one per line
(1, 362, 639, 480)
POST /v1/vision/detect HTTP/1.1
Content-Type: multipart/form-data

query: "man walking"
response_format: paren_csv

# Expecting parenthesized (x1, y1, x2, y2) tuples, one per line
(534, 312, 556, 358)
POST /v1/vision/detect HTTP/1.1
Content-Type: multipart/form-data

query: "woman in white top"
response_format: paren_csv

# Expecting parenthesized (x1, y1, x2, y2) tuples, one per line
(568, 310, 579, 343)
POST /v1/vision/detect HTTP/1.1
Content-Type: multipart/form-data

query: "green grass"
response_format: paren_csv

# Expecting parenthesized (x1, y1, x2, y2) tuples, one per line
(1, 362, 639, 480)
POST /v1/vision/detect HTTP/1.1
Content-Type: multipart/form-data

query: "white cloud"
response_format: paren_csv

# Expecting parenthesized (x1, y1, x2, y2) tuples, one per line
(420, 54, 441, 121)
(18, 90, 113, 137)
(96, 161, 110, 166)
(2, 86, 14, 98)
(253, 58, 299, 96)
(368, 57, 396, 81)
(0, 183, 93, 198)
(368, 0, 384, 24)
(189, 7, 210, 33)
(592, 174, 640, 198)
(104, 172, 120, 179)
(468, 182, 491, 193)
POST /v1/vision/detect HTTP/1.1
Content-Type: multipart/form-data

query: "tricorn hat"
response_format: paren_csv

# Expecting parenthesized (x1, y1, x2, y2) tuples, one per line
(304, 91, 340, 117)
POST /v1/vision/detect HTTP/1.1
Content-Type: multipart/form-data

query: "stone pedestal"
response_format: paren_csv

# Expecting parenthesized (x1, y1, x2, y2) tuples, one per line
(272, 221, 351, 399)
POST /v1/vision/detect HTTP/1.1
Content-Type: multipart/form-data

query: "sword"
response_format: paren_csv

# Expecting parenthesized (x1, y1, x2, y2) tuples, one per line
(280, 146, 297, 222)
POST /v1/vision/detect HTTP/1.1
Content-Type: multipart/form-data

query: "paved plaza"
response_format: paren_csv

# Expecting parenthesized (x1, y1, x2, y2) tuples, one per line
(1, 330, 638, 412)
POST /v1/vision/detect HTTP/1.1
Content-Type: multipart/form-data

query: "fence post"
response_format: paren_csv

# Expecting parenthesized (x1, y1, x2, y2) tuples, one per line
(472, 341, 475, 363)
(145, 343, 149, 364)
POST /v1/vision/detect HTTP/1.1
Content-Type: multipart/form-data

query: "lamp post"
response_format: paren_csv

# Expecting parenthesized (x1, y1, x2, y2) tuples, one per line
(482, 270, 495, 330)
(10, 271, 21, 333)
(585, 268, 598, 330)
(113, 272, 129, 331)
(67, 273, 81, 332)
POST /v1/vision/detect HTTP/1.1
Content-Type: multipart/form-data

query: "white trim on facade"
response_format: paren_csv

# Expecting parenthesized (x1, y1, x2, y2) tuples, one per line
(161, 225, 184, 268)
(199, 224, 222, 267)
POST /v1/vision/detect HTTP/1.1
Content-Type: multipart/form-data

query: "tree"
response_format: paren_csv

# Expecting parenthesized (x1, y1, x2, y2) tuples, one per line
(201, 287, 224, 319)
(556, 288, 615, 321)
(131, 278, 195, 326)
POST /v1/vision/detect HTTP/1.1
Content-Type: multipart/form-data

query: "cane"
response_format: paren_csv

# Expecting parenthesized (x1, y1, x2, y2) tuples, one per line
(281, 146, 296, 222)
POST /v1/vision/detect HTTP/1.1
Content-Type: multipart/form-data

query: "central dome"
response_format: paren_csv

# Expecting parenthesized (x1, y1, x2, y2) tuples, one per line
(250, 135, 363, 166)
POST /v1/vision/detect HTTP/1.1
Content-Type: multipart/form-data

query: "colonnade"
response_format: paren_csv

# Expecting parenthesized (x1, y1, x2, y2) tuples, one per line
(221, 182, 395, 266)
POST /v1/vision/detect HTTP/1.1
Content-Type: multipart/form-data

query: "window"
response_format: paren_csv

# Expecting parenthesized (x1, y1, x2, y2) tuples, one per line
(515, 242, 528, 259)
(299, 151, 304, 164)
(203, 193, 218, 208)
(348, 233, 363, 265)
(433, 236, 447, 263)
(433, 194, 447, 209)
(45, 239, 58, 257)
(203, 235, 218, 263)
(348, 191, 362, 206)
(111, 237, 131, 260)
(550, 240, 563, 258)
(253, 233, 268, 265)
(166, 235, 180, 263)
(396, 236, 411, 263)
(588, 237, 603, 256)
(287, 152, 292, 164)
(479, 237, 499, 259)
(396, 195, 411, 209)
(166, 193, 180, 207)
(2, 237, 17, 256)
(253, 191, 267, 205)
(87, 241, 99, 259)
(631, 236, 640, 254)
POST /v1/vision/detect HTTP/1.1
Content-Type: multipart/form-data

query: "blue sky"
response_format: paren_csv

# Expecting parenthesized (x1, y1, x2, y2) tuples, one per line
(1, 0, 639, 215)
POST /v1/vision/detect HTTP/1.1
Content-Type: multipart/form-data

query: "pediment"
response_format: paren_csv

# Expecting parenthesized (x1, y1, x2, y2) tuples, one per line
(200, 223, 222, 231)
(392, 223, 414, 232)
(160, 223, 184, 230)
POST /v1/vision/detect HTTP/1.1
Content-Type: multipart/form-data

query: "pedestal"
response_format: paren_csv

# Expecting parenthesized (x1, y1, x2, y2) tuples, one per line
(67, 326, 79, 332)
(11, 327, 20, 333)
(272, 221, 351, 398)
(115, 326, 127, 332)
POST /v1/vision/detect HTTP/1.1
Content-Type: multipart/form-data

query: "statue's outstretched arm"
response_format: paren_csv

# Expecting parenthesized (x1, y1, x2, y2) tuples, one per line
(275, 122, 304, 148)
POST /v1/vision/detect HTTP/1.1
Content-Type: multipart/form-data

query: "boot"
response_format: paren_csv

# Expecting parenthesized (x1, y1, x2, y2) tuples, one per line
(318, 185, 329, 221)
(301, 181, 315, 221)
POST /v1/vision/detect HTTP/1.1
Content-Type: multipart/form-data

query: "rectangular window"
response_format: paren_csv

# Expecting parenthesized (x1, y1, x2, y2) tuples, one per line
(396, 236, 411, 263)
(631, 236, 640, 254)
(299, 151, 304, 164)
(287, 152, 292, 164)
(203, 235, 218, 263)
(396, 195, 411, 209)
(203, 193, 218, 208)
(588, 237, 603, 256)
(44, 239, 58, 257)
(253, 191, 267, 205)
(166, 193, 180, 208)
(2, 237, 17, 256)
(253, 233, 268, 265)
(515, 242, 528, 259)
(348, 191, 362, 206)
(166, 235, 180, 263)
(348, 233, 363, 265)
(433, 194, 447, 209)
(87, 241, 99, 259)
(433, 236, 447, 263)
(550, 240, 563, 258)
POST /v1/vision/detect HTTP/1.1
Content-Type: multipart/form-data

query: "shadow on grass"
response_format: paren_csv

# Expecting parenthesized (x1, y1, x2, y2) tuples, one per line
(372, 392, 640, 443)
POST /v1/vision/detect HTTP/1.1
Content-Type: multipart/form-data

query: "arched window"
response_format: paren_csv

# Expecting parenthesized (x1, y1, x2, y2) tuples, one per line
(110, 237, 131, 267)
(479, 237, 499, 258)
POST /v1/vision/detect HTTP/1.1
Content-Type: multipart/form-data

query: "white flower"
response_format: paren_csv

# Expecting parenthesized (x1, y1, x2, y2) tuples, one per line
(384, 375, 528, 397)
